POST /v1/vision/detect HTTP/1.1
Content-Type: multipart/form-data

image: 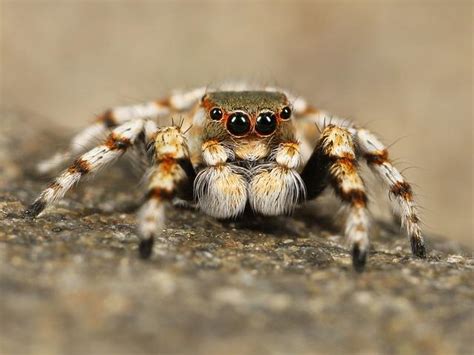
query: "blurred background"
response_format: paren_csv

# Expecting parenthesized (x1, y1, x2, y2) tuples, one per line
(1, 0, 472, 247)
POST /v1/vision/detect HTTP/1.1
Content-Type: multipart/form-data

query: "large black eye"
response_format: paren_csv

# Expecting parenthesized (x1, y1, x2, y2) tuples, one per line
(280, 106, 292, 120)
(256, 112, 277, 136)
(227, 112, 251, 136)
(210, 107, 223, 120)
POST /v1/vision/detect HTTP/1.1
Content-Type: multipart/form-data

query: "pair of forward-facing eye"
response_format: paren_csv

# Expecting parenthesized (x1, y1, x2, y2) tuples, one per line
(210, 106, 292, 136)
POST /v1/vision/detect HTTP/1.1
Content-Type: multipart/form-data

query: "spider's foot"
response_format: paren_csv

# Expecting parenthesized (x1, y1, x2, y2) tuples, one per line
(411, 237, 426, 258)
(351, 244, 367, 273)
(24, 200, 46, 219)
(139, 236, 154, 259)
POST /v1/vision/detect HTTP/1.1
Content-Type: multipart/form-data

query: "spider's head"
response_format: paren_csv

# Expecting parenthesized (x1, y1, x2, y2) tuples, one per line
(201, 91, 292, 139)
(199, 91, 294, 160)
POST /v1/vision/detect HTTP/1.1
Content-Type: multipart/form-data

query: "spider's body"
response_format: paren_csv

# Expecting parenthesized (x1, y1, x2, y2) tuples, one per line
(26, 85, 426, 271)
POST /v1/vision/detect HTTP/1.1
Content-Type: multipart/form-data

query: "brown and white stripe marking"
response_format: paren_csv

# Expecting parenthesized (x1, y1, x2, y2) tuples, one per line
(137, 163, 183, 253)
(321, 125, 371, 270)
(292, 104, 358, 163)
(37, 88, 205, 174)
(99, 87, 206, 127)
(137, 126, 194, 258)
(355, 129, 426, 257)
(37, 122, 108, 174)
(25, 120, 145, 218)
(295, 102, 426, 259)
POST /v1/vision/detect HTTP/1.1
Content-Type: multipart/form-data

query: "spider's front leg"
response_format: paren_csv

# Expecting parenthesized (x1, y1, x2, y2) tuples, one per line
(301, 125, 370, 271)
(25, 119, 148, 217)
(137, 126, 196, 259)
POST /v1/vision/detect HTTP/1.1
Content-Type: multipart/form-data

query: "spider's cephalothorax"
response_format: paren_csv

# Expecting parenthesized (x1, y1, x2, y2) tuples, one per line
(195, 91, 305, 219)
(25, 85, 426, 271)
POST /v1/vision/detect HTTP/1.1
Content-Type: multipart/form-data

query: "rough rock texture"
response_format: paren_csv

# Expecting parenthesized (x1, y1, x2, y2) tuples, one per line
(0, 111, 473, 355)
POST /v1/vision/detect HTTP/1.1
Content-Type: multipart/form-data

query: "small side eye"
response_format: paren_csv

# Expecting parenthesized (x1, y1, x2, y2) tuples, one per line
(210, 107, 223, 120)
(280, 106, 292, 120)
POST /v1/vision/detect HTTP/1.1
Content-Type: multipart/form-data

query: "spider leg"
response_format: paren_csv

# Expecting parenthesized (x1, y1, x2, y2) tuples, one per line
(295, 103, 425, 259)
(137, 126, 196, 258)
(355, 128, 426, 258)
(301, 125, 370, 271)
(37, 87, 206, 173)
(36, 121, 109, 174)
(25, 119, 146, 217)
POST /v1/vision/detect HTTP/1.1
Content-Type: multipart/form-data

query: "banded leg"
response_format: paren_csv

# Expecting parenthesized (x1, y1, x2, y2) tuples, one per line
(355, 129, 426, 257)
(294, 101, 426, 258)
(37, 121, 108, 174)
(25, 119, 146, 217)
(37, 87, 206, 173)
(277, 95, 356, 163)
(137, 126, 196, 258)
(302, 125, 370, 271)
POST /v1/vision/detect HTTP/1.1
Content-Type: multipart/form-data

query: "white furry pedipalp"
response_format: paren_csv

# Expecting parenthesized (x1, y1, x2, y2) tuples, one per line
(249, 164, 306, 216)
(194, 165, 248, 219)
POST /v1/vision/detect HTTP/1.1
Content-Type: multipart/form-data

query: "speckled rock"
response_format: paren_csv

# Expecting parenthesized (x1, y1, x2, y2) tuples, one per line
(0, 111, 473, 355)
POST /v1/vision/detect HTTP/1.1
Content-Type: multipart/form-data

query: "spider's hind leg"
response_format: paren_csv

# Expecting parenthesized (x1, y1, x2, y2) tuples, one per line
(355, 129, 426, 258)
(36, 106, 165, 174)
(294, 100, 426, 262)
(137, 126, 196, 259)
(37, 120, 109, 174)
(301, 124, 370, 271)
(37, 87, 206, 174)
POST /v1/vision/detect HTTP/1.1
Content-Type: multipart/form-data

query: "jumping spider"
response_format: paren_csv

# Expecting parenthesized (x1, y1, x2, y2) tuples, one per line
(25, 84, 426, 271)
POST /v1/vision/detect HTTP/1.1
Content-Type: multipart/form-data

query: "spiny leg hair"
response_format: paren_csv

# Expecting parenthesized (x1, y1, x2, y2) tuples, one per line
(37, 87, 206, 174)
(295, 101, 425, 259)
(137, 126, 196, 259)
(25, 119, 147, 218)
(355, 129, 426, 257)
(303, 125, 370, 271)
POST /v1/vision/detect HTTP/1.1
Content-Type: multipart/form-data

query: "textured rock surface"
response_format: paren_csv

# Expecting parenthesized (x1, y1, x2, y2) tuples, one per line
(0, 111, 473, 355)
